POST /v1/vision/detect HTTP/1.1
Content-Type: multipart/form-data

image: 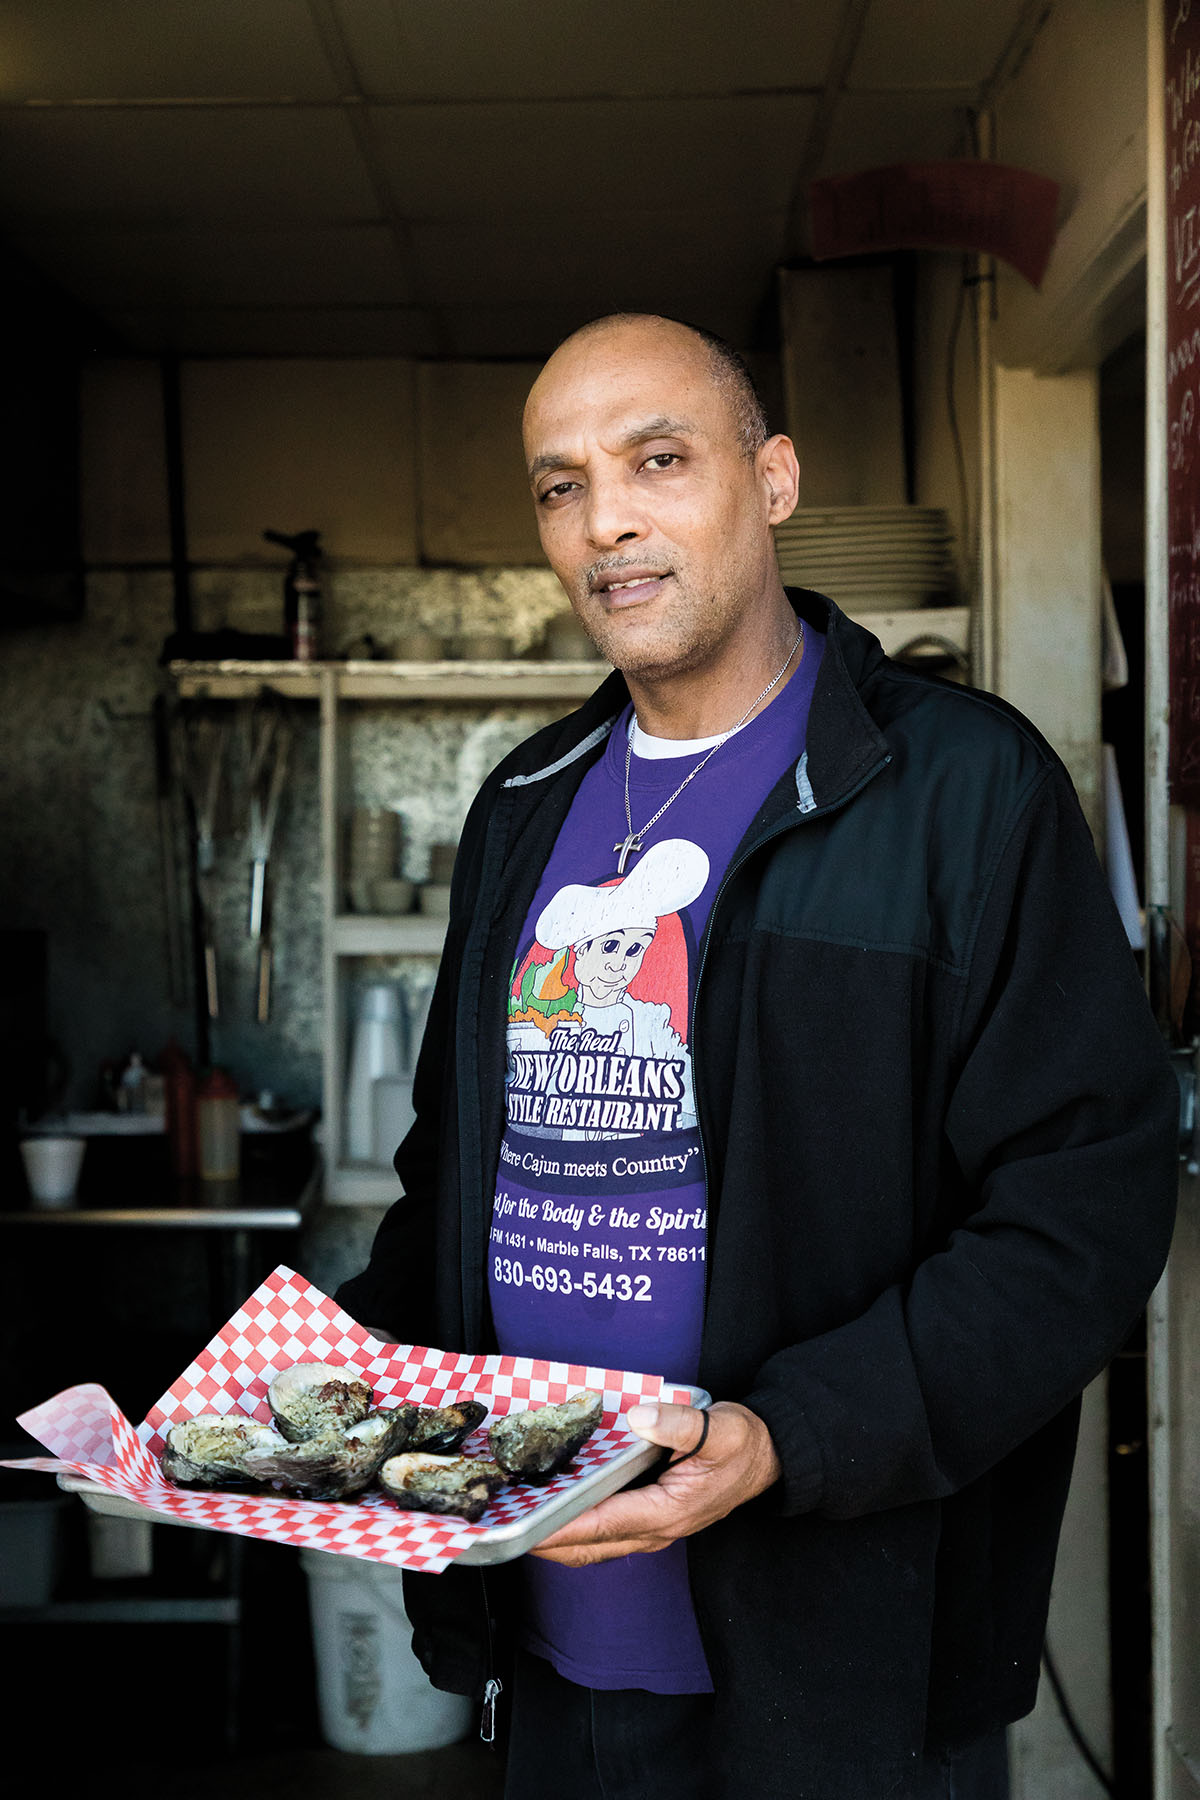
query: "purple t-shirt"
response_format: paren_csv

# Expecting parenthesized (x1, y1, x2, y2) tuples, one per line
(488, 629, 823, 1693)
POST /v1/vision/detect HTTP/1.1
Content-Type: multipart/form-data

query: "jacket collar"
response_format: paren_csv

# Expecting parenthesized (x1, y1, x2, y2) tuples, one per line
(501, 588, 892, 811)
(792, 588, 893, 809)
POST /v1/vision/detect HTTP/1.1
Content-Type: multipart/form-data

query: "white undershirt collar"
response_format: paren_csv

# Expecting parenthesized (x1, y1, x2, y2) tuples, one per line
(626, 714, 727, 759)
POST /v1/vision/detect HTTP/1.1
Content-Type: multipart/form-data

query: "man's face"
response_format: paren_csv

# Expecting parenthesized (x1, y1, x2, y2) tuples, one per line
(573, 926, 653, 1006)
(522, 320, 788, 683)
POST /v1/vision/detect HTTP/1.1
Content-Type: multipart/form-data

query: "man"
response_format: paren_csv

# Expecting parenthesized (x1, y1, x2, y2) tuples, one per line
(337, 314, 1178, 1799)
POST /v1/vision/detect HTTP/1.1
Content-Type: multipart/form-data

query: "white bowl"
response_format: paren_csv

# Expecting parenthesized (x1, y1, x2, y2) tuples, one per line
(419, 883, 453, 920)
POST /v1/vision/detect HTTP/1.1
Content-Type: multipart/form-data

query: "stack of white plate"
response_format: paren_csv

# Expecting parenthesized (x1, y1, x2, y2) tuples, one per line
(773, 506, 957, 611)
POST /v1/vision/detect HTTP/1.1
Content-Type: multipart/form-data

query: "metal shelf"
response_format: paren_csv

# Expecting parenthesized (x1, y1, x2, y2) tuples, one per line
(325, 1163, 402, 1205)
(169, 657, 606, 701)
(330, 913, 447, 956)
(1, 1595, 239, 1624)
(166, 608, 969, 701)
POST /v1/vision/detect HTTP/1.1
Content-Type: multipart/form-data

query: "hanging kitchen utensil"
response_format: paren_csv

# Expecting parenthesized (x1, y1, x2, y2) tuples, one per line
(245, 693, 293, 1024)
(152, 693, 189, 1009)
(175, 706, 231, 1022)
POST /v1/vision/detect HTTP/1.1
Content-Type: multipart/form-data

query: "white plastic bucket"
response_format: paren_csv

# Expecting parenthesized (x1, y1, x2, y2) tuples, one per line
(300, 1548, 472, 1754)
(0, 1492, 69, 1604)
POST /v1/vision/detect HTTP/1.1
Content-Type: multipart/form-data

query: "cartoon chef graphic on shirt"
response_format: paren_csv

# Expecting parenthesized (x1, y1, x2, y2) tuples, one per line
(506, 839, 709, 1141)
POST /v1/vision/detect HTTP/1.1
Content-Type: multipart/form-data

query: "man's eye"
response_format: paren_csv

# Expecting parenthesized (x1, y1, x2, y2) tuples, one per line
(643, 453, 680, 471)
(537, 480, 577, 504)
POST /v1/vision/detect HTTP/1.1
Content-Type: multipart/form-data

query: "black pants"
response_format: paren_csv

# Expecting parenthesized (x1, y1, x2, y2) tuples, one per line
(503, 1646, 1010, 1800)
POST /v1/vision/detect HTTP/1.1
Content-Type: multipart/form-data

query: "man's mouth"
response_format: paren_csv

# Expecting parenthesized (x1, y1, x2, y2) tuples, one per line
(589, 566, 672, 606)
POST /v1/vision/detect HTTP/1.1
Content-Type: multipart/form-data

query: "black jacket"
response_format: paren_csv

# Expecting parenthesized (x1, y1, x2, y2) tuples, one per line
(337, 592, 1178, 1798)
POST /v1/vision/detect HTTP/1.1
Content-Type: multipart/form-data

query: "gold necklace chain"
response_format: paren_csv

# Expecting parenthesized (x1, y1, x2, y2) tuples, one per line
(612, 623, 804, 875)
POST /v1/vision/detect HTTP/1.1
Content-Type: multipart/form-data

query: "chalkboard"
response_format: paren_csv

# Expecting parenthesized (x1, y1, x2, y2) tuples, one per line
(1166, 0, 1200, 798)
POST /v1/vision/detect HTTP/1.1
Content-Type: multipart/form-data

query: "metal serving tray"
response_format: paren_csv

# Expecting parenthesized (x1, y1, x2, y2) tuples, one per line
(56, 1384, 710, 1569)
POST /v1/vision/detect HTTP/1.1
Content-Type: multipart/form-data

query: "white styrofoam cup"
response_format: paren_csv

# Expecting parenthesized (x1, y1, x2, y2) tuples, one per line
(20, 1135, 86, 1207)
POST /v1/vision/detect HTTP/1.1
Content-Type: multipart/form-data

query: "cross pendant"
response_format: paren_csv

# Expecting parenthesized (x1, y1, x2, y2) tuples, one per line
(613, 833, 642, 875)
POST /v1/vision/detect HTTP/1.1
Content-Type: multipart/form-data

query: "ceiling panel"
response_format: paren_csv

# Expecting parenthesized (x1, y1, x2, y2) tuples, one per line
(0, 0, 1023, 358)
(0, 108, 381, 223)
(0, 0, 341, 101)
(848, 0, 1031, 88)
(411, 209, 785, 312)
(368, 95, 818, 220)
(816, 91, 975, 179)
(4, 224, 415, 309)
(437, 295, 766, 359)
(99, 304, 437, 358)
(336, 0, 841, 100)
(428, 302, 621, 360)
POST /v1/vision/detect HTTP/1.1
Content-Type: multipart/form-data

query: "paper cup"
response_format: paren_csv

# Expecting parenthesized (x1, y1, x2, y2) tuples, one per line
(20, 1136, 86, 1208)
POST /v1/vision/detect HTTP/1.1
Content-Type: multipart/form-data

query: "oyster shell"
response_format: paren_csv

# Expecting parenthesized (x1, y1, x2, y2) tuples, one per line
(378, 1452, 506, 1523)
(488, 1391, 604, 1482)
(267, 1362, 373, 1442)
(407, 1399, 489, 1455)
(240, 1402, 419, 1500)
(160, 1414, 287, 1489)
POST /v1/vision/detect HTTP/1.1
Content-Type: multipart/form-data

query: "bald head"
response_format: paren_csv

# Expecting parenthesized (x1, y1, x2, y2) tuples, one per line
(528, 313, 768, 464)
(518, 305, 801, 710)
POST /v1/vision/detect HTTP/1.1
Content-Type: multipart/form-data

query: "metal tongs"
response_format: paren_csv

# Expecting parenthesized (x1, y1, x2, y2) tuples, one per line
(245, 693, 293, 1023)
(175, 707, 232, 1021)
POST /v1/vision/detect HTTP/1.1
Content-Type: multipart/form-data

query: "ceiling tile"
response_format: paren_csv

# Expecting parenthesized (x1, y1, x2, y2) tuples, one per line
(0, 108, 380, 222)
(0, 0, 342, 100)
(425, 303, 611, 360)
(337, 0, 840, 99)
(99, 305, 438, 357)
(817, 91, 976, 179)
(848, 0, 1032, 89)
(438, 296, 766, 359)
(7, 224, 415, 308)
(411, 210, 786, 313)
(368, 95, 817, 219)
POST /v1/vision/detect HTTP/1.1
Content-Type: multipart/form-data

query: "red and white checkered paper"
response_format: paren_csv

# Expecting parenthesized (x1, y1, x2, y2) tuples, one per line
(1, 1265, 695, 1574)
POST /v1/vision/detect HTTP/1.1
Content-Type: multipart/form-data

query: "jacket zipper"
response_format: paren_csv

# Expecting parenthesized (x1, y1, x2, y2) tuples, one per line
(456, 785, 523, 1348)
(480, 1675, 502, 1744)
(478, 1568, 503, 1743)
(683, 746, 892, 1682)
(691, 748, 893, 1305)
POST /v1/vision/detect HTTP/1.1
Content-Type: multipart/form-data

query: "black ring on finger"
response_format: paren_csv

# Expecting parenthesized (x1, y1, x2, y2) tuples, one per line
(668, 1407, 711, 1466)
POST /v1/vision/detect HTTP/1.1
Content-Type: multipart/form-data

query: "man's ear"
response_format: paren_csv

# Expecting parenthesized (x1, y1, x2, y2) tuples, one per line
(759, 433, 800, 525)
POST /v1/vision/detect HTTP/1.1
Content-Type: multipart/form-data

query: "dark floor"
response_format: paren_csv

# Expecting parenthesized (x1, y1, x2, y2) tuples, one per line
(2, 1500, 506, 1799)
(117, 1741, 505, 1800)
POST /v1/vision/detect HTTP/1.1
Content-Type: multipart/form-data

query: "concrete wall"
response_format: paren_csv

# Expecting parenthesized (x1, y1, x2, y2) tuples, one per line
(0, 351, 607, 1301)
(979, 5, 1153, 1794)
(3, 347, 564, 1146)
(912, 252, 981, 603)
(81, 353, 546, 573)
(991, 0, 1147, 375)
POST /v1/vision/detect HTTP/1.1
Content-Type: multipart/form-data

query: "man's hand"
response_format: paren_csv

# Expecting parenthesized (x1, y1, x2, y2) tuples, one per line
(529, 1400, 781, 1567)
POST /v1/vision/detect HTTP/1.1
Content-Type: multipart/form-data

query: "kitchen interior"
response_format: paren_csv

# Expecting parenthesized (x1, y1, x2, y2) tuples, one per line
(0, 4, 1160, 1798)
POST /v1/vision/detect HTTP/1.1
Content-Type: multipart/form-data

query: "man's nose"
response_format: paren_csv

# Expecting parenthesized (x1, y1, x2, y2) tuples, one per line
(583, 474, 645, 550)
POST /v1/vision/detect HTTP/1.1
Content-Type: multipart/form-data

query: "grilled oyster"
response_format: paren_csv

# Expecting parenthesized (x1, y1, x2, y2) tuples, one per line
(488, 1391, 604, 1482)
(407, 1399, 489, 1455)
(160, 1414, 288, 1488)
(378, 1452, 506, 1523)
(267, 1362, 373, 1442)
(240, 1402, 419, 1500)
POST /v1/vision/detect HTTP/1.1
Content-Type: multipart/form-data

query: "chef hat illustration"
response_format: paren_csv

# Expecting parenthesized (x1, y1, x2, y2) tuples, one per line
(535, 838, 710, 951)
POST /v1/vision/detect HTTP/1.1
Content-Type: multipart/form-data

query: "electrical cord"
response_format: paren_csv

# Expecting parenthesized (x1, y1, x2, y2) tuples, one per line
(946, 252, 973, 592)
(1042, 1643, 1117, 1796)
